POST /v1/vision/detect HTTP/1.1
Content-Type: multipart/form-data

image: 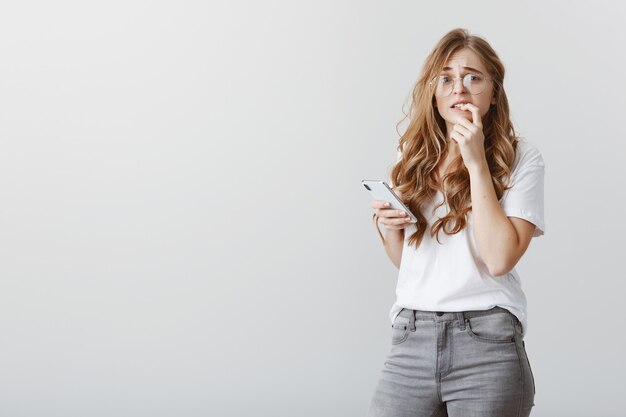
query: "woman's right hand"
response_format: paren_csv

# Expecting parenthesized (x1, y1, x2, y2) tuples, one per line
(371, 189, 416, 230)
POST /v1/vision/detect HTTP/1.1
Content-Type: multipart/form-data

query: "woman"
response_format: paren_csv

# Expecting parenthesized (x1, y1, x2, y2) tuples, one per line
(367, 28, 543, 417)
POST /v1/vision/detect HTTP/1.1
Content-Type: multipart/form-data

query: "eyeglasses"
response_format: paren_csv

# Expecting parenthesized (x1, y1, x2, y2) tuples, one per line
(429, 74, 494, 97)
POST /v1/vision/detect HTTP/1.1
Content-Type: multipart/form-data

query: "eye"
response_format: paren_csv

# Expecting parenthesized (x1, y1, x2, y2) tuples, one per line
(440, 76, 451, 83)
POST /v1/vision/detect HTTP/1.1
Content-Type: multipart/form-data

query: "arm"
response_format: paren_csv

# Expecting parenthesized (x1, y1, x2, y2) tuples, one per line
(373, 214, 404, 269)
(468, 162, 536, 276)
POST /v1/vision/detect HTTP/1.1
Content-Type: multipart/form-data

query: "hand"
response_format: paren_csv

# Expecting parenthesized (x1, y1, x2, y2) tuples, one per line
(371, 191, 416, 230)
(449, 103, 488, 172)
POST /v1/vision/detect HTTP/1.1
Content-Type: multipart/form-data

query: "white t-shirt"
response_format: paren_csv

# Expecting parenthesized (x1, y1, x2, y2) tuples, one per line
(388, 139, 545, 337)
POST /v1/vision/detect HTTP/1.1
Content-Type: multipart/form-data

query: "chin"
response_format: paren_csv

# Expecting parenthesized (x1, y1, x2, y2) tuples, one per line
(446, 112, 471, 121)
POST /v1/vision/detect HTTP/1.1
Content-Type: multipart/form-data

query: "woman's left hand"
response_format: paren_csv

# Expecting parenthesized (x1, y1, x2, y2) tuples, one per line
(449, 103, 487, 172)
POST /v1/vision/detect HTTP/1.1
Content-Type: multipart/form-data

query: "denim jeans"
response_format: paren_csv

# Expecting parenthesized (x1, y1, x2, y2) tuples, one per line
(367, 306, 535, 417)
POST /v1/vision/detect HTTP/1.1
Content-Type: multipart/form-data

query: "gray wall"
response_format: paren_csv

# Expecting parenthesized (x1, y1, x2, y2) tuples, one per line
(0, 1, 623, 416)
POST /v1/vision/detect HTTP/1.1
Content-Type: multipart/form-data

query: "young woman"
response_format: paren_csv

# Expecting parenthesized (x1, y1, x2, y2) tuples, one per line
(367, 28, 543, 417)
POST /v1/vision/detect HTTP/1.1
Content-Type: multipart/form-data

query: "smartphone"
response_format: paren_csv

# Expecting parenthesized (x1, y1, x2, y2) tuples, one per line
(361, 179, 417, 222)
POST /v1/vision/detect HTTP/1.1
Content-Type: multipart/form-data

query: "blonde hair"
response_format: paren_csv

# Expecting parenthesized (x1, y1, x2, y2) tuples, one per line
(391, 28, 520, 248)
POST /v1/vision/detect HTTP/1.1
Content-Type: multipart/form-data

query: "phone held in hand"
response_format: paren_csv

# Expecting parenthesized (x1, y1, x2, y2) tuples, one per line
(361, 180, 418, 222)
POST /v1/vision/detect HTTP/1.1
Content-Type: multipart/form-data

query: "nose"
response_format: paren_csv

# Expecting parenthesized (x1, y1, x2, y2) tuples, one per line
(452, 77, 467, 94)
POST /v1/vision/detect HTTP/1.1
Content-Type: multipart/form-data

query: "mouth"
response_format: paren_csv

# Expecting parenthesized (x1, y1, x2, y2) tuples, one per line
(451, 102, 471, 111)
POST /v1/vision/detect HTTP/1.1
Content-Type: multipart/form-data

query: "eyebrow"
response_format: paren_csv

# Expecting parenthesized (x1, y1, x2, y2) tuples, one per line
(441, 66, 485, 75)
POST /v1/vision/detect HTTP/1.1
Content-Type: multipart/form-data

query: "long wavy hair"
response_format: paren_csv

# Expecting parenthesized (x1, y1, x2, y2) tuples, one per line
(391, 28, 520, 248)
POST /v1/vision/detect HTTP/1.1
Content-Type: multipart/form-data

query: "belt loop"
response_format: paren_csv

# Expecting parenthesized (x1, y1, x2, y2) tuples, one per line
(457, 312, 466, 330)
(409, 309, 416, 332)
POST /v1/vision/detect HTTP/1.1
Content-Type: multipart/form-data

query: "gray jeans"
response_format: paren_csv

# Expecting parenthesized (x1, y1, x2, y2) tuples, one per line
(367, 306, 535, 417)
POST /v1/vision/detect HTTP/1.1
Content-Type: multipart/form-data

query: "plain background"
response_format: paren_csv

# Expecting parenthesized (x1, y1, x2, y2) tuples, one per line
(0, 1, 624, 416)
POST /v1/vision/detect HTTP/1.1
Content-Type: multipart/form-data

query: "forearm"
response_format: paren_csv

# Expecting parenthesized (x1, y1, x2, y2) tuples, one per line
(468, 162, 518, 276)
(383, 228, 404, 269)
(373, 214, 404, 269)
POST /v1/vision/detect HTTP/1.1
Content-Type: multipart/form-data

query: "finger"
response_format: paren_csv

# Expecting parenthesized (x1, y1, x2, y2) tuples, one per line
(460, 103, 482, 128)
(371, 200, 391, 209)
(382, 218, 414, 228)
(375, 207, 391, 217)
(387, 212, 413, 223)
(456, 117, 477, 132)
(385, 224, 408, 230)
(393, 217, 415, 225)
(453, 122, 472, 137)
(378, 209, 410, 218)
(450, 130, 464, 143)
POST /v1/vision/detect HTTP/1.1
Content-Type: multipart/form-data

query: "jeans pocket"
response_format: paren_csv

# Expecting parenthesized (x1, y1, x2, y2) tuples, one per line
(390, 315, 411, 345)
(465, 312, 516, 344)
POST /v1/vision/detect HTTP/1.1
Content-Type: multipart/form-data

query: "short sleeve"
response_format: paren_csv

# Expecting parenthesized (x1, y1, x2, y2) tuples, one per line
(500, 142, 546, 237)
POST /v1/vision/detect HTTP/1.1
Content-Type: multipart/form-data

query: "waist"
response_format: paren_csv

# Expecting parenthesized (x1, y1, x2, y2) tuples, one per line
(397, 305, 520, 326)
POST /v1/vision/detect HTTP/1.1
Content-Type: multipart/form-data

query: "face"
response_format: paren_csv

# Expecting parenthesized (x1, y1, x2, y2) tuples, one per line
(433, 48, 496, 136)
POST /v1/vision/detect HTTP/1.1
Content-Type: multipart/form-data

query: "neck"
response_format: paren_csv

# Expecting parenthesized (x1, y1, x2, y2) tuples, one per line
(443, 139, 460, 159)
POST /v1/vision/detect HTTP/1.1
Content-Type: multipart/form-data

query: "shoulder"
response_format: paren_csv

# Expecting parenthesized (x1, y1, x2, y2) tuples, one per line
(512, 139, 545, 173)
